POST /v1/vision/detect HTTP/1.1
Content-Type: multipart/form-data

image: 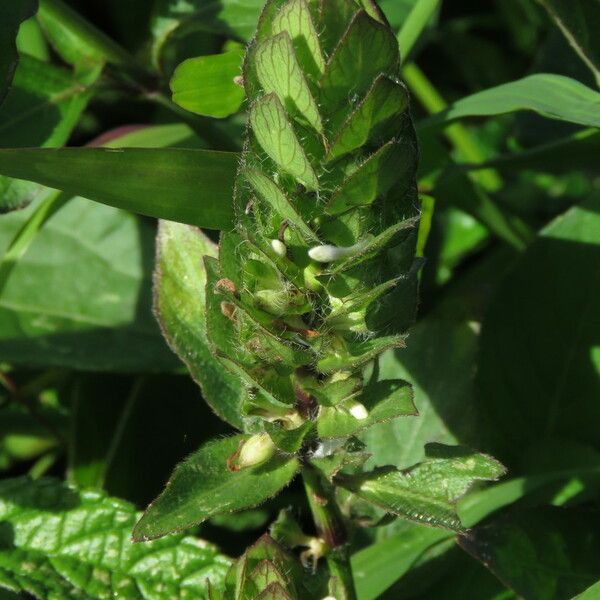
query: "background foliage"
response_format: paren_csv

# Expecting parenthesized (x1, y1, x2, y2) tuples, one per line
(0, 0, 598, 598)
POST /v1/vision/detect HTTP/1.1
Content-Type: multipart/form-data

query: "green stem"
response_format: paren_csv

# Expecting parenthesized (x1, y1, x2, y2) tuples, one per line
(404, 62, 534, 250)
(302, 466, 357, 600)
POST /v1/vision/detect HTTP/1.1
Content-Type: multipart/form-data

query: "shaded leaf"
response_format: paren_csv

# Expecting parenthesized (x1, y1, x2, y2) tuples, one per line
(351, 525, 451, 600)
(0, 0, 37, 105)
(536, 0, 600, 86)
(476, 196, 600, 465)
(133, 435, 299, 541)
(0, 477, 230, 599)
(0, 147, 239, 230)
(459, 508, 600, 600)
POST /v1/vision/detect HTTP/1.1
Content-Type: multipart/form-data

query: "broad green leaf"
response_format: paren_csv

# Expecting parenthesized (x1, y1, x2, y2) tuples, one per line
(459, 508, 600, 600)
(133, 435, 300, 541)
(271, 0, 325, 80)
(154, 220, 245, 430)
(249, 94, 318, 190)
(536, 0, 600, 86)
(421, 74, 600, 129)
(0, 147, 238, 230)
(326, 76, 409, 162)
(396, 0, 441, 62)
(0, 55, 93, 212)
(338, 444, 505, 531)
(0, 196, 177, 371)
(255, 32, 322, 132)
(0, 477, 230, 599)
(351, 525, 451, 600)
(0, 0, 37, 105)
(170, 47, 245, 118)
(476, 196, 600, 464)
(316, 380, 416, 439)
(320, 11, 399, 111)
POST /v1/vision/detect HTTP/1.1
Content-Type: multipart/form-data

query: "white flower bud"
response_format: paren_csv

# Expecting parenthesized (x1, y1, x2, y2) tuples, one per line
(308, 240, 366, 263)
(236, 433, 276, 469)
(271, 239, 287, 257)
(346, 400, 369, 420)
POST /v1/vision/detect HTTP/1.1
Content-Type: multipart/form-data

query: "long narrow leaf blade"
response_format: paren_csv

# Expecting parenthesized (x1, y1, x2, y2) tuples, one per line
(420, 73, 600, 129)
(0, 147, 238, 230)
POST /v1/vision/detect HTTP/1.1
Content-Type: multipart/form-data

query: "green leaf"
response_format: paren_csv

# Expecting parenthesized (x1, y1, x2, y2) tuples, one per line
(459, 508, 600, 600)
(0, 55, 94, 212)
(154, 220, 245, 430)
(170, 47, 245, 118)
(0, 477, 230, 599)
(421, 74, 600, 129)
(476, 196, 600, 464)
(255, 32, 322, 132)
(316, 380, 416, 439)
(0, 195, 177, 371)
(0, 147, 238, 229)
(536, 0, 600, 87)
(351, 525, 451, 600)
(0, 0, 37, 105)
(338, 444, 506, 531)
(133, 435, 300, 541)
(249, 93, 318, 190)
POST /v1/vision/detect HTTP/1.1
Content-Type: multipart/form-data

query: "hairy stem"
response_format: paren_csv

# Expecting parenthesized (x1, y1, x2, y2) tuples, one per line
(302, 466, 357, 600)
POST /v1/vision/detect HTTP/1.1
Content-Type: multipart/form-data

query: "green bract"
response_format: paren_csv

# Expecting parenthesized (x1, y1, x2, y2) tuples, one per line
(211, 0, 420, 446)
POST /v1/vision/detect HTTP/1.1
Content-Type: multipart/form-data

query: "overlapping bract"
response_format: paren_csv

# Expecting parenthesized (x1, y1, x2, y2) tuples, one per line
(205, 0, 420, 448)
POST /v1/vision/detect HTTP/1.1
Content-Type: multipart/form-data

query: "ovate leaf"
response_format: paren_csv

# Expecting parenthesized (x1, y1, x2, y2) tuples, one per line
(422, 74, 600, 129)
(0, 147, 238, 229)
(170, 47, 245, 118)
(459, 508, 600, 600)
(154, 220, 245, 429)
(133, 435, 299, 541)
(338, 444, 506, 531)
(0, 477, 230, 599)
(0, 0, 37, 104)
